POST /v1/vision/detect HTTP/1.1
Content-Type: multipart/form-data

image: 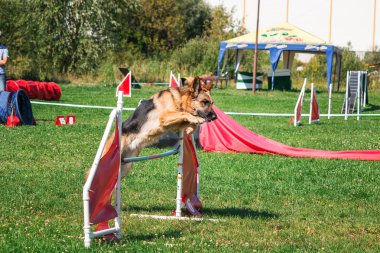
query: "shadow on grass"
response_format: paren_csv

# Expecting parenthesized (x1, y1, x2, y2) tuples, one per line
(95, 230, 181, 245)
(203, 207, 279, 219)
(123, 204, 172, 213)
(363, 103, 380, 112)
(124, 205, 279, 220)
(122, 229, 181, 242)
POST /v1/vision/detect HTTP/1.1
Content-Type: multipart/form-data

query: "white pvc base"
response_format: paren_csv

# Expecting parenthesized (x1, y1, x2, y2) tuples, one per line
(129, 214, 219, 222)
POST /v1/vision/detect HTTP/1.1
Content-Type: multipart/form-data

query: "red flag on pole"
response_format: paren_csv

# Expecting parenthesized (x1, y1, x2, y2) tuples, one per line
(170, 72, 180, 88)
(116, 72, 132, 97)
(89, 122, 120, 225)
(182, 132, 201, 216)
(309, 83, 320, 124)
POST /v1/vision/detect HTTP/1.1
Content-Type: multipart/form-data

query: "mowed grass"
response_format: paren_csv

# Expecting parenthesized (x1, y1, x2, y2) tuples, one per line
(1, 83, 380, 252)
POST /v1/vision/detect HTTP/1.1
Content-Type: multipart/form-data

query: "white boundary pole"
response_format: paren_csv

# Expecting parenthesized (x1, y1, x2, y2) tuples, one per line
(175, 131, 184, 217)
(363, 71, 368, 107)
(344, 71, 350, 120)
(328, 83, 332, 119)
(31, 100, 380, 118)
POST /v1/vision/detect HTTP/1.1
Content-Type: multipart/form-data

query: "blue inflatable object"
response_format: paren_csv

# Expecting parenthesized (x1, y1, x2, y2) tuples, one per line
(0, 91, 11, 123)
(0, 90, 34, 125)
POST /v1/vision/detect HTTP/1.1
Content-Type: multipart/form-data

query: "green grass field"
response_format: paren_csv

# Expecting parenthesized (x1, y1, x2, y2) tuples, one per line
(1, 84, 380, 252)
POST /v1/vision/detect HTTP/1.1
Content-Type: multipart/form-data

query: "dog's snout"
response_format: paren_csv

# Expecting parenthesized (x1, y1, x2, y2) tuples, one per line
(207, 111, 217, 122)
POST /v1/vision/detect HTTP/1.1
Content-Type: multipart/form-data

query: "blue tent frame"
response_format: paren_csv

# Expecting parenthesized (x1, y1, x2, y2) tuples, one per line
(217, 42, 342, 90)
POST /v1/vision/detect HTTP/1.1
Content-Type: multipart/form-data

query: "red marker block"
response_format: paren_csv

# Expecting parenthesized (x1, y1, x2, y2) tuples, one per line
(55, 116, 66, 125)
(66, 115, 76, 125)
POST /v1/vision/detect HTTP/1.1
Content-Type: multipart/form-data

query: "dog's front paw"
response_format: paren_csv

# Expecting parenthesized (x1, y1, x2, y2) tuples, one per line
(188, 115, 205, 125)
(195, 117, 206, 124)
(185, 125, 196, 135)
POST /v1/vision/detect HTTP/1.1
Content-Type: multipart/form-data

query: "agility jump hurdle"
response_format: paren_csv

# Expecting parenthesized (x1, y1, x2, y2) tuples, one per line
(292, 79, 320, 126)
(83, 73, 202, 247)
(83, 92, 123, 247)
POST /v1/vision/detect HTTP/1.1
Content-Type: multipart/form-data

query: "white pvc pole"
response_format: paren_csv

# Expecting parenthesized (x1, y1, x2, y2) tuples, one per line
(328, 83, 332, 119)
(357, 71, 361, 120)
(344, 71, 350, 120)
(363, 71, 368, 107)
(294, 78, 306, 127)
(169, 70, 173, 87)
(175, 131, 184, 217)
(114, 91, 124, 239)
(190, 133, 201, 198)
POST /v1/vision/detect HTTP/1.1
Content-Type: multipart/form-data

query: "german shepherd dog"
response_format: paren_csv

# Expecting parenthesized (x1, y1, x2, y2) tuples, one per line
(90, 76, 217, 179)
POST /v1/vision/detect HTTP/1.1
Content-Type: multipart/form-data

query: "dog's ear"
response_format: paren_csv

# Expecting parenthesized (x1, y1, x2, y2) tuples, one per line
(191, 76, 203, 97)
(201, 79, 213, 91)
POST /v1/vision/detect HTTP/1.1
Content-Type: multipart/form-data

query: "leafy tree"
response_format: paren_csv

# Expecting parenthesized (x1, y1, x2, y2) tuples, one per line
(340, 43, 365, 82)
(203, 4, 238, 41)
(177, 0, 212, 40)
(26, 0, 112, 75)
(298, 54, 326, 83)
(363, 48, 380, 66)
(0, 0, 239, 80)
(130, 0, 186, 56)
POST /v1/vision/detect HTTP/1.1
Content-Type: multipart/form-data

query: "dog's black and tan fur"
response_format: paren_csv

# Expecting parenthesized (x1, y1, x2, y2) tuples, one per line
(91, 76, 217, 179)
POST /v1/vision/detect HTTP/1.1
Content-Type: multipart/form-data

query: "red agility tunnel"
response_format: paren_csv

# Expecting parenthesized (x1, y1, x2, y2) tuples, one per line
(27, 81, 38, 99)
(5, 80, 19, 93)
(5, 80, 61, 101)
(200, 105, 380, 161)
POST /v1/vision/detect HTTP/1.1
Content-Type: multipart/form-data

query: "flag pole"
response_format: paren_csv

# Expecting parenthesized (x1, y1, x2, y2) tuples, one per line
(329, 0, 333, 43)
(252, 0, 261, 94)
(373, 0, 377, 52)
(286, 0, 289, 23)
(242, 0, 246, 32)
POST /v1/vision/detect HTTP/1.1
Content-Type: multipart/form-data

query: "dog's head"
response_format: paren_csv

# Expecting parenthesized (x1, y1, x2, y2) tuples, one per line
(188, 76, 217, 122)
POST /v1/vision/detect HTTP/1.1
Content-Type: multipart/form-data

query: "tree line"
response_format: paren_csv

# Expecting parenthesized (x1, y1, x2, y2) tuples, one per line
(0, 0, 239, 82)
(0, 0, 378, 86)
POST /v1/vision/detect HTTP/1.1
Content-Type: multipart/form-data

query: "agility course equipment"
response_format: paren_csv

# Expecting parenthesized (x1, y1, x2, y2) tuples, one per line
(236, 71, 263, 90)
(0, 89, 35, 125)
(309, 83, 320, 124)
(292, 78, 306, 126)
(126, 131, 203, 219)
(115, 72, 132, 97)
(200, 105, 380, 161)
(83, 93, 123, 247)
(83, 73, 203, 247)
(341, 71, 368, 120)
(169, 71, 181, 87)
(6, 80, 61, 101)
(291, 79, 320, 126)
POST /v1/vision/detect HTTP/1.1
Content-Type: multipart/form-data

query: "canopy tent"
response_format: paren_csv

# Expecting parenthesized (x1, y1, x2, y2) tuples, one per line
(218, 22, 342, 90)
